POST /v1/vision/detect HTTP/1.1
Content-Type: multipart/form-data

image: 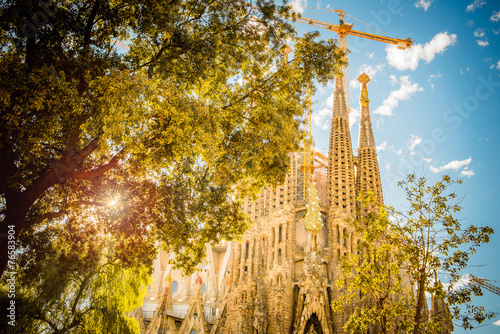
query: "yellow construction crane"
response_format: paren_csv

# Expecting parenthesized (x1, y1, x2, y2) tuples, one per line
(293, 9, 412, 200)
(471, 275, 500, 296)
(293, 9, 413, 108)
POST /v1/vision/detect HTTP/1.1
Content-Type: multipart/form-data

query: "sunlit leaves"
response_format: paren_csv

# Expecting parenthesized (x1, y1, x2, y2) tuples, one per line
(389, 174, 495, 331)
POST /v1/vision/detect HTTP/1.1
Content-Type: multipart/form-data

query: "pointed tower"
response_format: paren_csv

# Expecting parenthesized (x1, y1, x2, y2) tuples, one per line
(327, 75, 357, 268)
(327, 76, 356, 216)
(356, 73, 383, 206)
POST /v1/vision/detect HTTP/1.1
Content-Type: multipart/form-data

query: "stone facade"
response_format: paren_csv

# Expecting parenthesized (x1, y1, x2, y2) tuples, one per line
(134, 73, 452, 334)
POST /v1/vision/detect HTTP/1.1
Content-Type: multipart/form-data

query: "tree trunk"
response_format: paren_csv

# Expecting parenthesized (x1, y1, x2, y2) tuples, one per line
(0, 198, 31, 279)
(413, 278, 426, 334)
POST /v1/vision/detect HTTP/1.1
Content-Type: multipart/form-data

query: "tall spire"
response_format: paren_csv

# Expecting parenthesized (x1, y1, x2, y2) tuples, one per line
(356, 73, 383, 205)
(332, 76, 350, 118)
(357, 73, 376, 149)
(327, 74, 356, 217)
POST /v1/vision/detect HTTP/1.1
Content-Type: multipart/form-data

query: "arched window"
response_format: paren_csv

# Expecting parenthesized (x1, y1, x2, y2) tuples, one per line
(245, 241, 249, 260)
(279, 225, 283, 243)
(343, 228, 347, 247)
(190, 330, 196, 334)
(171, 281, 179, 294)
(336, 225, 340, 243)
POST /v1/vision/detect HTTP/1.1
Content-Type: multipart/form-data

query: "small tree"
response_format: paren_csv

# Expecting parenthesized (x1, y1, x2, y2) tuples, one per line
(334, 175, 495, 333)
(332, 192, 414, 334)
(390, 174, 495, 332)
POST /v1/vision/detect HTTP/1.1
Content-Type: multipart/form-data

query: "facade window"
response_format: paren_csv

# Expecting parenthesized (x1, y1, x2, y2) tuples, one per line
(171, 281, 179, 294)
(245, 241, 249, 260)
(279, 225, 282, 243)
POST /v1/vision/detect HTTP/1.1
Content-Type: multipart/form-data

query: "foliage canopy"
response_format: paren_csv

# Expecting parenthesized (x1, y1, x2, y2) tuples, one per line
(0, 0, 344, 277)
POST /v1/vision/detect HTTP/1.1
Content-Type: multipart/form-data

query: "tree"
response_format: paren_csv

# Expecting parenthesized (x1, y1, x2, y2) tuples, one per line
(390, 174, 494, 332)
(334, 175, 495, 333)
(332, 192, 414, 334)
(0, 0, 344, 278)
(0, 181, 154, 333)
(0, 168, 155, 333)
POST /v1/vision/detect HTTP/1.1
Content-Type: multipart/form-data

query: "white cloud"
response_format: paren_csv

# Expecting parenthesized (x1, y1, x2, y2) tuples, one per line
(443, 273, 471, 291)
(467, 19, 475, 27)
(491, 11, 500, 22)
(351, 64, 384, 89)
(313, 92, 333, 130)
(461, 169, 475, 177)
(430, 157, 472, 173)
(477, 40, 489, 47)
(497, 60, 500, 69)
(385, 162, 391, 171)
(350, 79, 360, 89)
(386, 32, 457, 71)
(473, 28, 485, 38)
(408, 135, 422, 155)
(428, 72, 442, 82)
(377, 140, 388, 152)
(428, 73, 442, 90)
(360, 64, 384, 78)
(423, 157, 432, 163)
(349, 107, 361, 129)
(494, 29, 500, 35)
(289, 0, 307, 13)
(374, 76, 424, 116)
(415, 0, 433, 11)
(466, 0, 486, 12)
(459, 66, 472, 74)
(368, 52, 374, 59)
(389, 74, 398, 85)
(494, 319, 500, 326)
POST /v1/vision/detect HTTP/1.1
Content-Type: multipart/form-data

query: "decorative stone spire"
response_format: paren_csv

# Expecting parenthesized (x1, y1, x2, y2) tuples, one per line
(327, 74, 356, 216)
(356, 73, 383, 205)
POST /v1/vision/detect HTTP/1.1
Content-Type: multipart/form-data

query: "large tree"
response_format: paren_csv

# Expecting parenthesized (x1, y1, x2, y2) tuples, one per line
(0, 0, 344, 278)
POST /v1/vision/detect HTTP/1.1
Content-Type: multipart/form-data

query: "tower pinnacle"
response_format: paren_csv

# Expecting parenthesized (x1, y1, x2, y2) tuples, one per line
(356, 73, 383, 204)
(357, 73, 375, 149)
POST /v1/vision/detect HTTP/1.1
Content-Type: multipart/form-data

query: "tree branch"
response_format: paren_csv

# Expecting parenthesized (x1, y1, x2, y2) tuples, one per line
(70, 147, 124, 179)
(24, 211, 67, 227)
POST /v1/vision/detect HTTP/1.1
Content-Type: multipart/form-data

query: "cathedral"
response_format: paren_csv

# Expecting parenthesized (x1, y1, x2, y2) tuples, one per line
(133, 73, 452, 334)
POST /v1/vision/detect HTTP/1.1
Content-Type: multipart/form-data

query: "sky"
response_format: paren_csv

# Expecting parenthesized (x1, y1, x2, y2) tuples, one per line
(287, 0, 500, 332)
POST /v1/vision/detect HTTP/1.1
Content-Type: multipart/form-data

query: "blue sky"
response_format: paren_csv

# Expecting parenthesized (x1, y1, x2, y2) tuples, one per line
(288, 0, 500, 332)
